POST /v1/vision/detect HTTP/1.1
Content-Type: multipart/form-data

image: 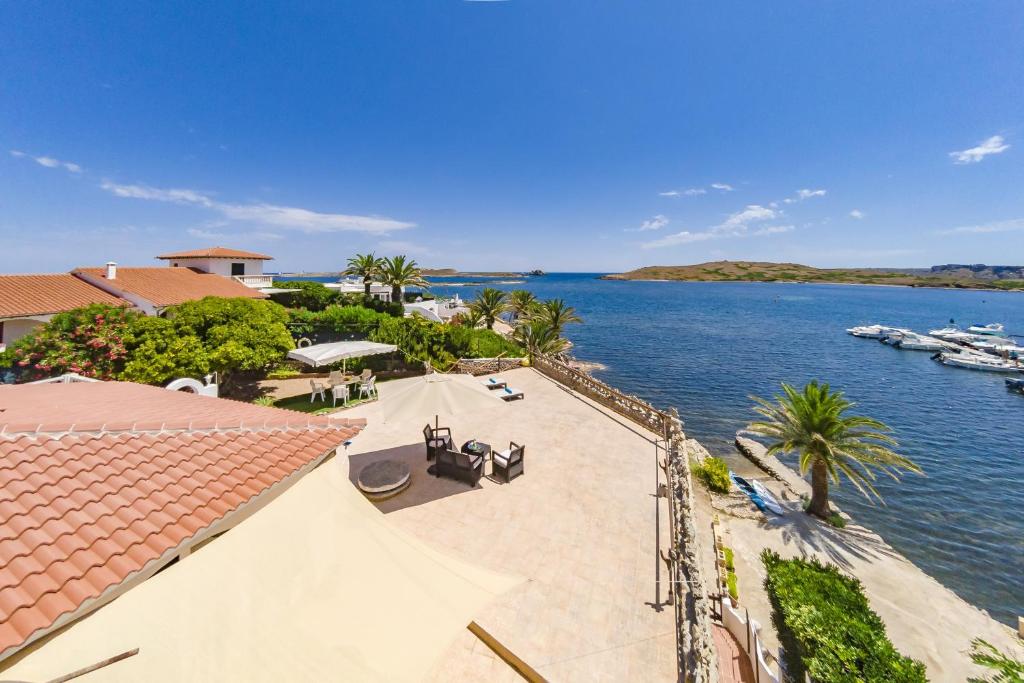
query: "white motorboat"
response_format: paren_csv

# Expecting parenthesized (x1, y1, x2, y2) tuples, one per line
(937, 352, 1022, 373)
(967, 323, 1006, 336)
(929, 326, 965, 341)
(895, 333, 944, 351)
(847, 325, 908, 339)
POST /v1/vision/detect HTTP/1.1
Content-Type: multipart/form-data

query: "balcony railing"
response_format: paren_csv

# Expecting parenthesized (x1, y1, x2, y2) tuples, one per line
(233, 274, 274, 288)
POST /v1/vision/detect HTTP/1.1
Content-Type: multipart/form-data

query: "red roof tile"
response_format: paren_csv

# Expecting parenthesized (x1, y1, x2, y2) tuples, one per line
(155, 247, 273, 260)
(73, 267, 267, 308)
(0, 381, 361, 661)
(0, 275, 127, 318)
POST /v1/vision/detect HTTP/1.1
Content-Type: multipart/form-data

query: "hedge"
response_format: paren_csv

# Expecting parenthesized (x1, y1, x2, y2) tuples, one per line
(761, 550, 927, 682)
(693, 456, 731, 494)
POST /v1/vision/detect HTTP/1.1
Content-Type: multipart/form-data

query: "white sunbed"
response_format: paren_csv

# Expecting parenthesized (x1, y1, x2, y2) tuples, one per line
(498, 386, 524, 401)
(483, 377, 508, 390)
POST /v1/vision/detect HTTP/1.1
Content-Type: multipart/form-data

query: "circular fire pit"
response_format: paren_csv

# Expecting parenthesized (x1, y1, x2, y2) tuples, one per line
(356, 460, 411, 500)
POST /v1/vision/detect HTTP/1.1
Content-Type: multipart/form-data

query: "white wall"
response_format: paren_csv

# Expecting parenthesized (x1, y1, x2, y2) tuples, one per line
(0, 317, 49, 347)
(165, 258, 265, 277)
(721, 596, 780, 683)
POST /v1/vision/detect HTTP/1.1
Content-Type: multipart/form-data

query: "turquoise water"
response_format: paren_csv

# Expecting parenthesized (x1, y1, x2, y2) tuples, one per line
(295, 273, 1024, 625)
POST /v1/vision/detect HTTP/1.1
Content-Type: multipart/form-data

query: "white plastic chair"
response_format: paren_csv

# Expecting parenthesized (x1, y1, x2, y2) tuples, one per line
(359, 375, 377, 400)
(310, 380, 327, 403)
(332, 384, 349, 407)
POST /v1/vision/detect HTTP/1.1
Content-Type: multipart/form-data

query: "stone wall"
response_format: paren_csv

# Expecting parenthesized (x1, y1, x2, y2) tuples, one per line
(532, 354, 719, 682)
(452, 357, 526, 376)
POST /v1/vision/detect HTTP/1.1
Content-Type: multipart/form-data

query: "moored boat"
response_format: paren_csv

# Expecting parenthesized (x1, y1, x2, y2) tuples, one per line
(729, 472, 768, 513)
(1005, 378, 1024, 394)
(937, 352, 1023, 373)
(967, 322, 1006, 336)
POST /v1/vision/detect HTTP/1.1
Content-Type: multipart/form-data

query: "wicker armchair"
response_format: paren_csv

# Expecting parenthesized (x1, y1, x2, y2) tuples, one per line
(436, 448, 484, 487)
(423, 424, 453, 461)
(492, 442, 525, 483)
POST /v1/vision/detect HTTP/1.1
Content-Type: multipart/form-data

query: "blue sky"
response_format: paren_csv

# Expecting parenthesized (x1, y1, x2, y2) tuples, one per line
(2, 1, 1021, 273)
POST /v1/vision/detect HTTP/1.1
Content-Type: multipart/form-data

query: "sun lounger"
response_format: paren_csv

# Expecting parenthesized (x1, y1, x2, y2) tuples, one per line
(483, 377, 508, 390)
(499, 386, 524, 401)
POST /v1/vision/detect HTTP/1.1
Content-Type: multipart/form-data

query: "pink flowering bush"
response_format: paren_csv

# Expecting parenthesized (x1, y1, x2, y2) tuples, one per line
(9, 304, 139, 381)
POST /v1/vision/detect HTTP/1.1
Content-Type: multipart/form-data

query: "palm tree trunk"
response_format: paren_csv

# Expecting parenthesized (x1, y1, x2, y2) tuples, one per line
(363, 276, 371, 298)
(807, 458, 832, 518)
(392, 285, 401, 303)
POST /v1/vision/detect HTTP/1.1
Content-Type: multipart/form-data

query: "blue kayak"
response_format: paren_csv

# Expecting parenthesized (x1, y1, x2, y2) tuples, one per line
(730, 472, 769, 513)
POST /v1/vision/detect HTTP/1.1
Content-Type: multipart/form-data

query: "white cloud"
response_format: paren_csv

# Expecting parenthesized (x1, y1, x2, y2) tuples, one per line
(710, 182, 734, 191)
(949, 135, 1009, 164)
(849, 209, 865, 219)
(939, 218, 1024, 235)
(660, 187, 706, 197)
(752, 224, 795, 236)
(187, 226, 283, 242)
(10, 149, 83, 173)
(642, 204, 787, 248)
(627, 214, 669, 232)
(796, 188, 826, 200)
(101, 180, 415, 234)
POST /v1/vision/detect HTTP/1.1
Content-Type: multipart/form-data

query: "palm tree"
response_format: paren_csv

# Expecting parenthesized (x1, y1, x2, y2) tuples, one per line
(534, 298, 582, 336)
(345, 253, 383, 297)
(746, 381, 922, 519)
(458, 307, 484, 329)
(470, 288, 508, 330)
(507, 290, 538, 323)
(378, 255, 428, 303)
(513, 320, 568, 359)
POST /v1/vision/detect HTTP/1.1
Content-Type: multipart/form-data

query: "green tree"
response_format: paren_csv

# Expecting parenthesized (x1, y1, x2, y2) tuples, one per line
(456, 307, 484, 329)
(271, 280, 338, 311)
(121, 316, 210, 385)
(512, 320, 568, 359)
(470, 288, 508, 330)
(345, 253, 384, 297)
(7, 303, 138, 381)
(507, 290, 538, 323)
(165, 297, 294, 391)
(746, 381, 922, 518)
(968, 639, 1024, 683)
(534, 298, 582, 336)
(378, 255, 428, 303)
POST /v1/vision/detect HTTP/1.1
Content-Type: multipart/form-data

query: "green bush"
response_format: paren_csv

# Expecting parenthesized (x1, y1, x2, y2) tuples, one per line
(726, 571, 738, 601)
(693, 456, 731, 494)
(723, 547, 735, 572)
(827, 513, 847, 529)
(761, 550, 927, 683)
(270, 280, 340, 311)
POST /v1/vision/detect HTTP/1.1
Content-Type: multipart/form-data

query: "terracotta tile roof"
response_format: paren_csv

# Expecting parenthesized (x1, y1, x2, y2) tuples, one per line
(0, 274, 127, 319)
(0, 381, 364, 661)
(74, 267, 267, 308)
(156, 247, 273, 260)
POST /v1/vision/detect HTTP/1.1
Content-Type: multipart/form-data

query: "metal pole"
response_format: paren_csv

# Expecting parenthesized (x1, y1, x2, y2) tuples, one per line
(654, 437, 661, 609)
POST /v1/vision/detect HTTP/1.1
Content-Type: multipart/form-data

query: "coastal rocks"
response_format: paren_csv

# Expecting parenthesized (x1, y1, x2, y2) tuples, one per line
(734, 435, 811, 499)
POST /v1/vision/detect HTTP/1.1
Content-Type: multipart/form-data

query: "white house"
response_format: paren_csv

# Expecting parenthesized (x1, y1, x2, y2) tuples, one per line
(156, 246, 274, 289)
(327, 277, 396, 302)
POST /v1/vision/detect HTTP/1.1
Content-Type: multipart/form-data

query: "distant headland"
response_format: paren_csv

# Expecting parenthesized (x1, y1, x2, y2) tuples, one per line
(600, 261, 1024, 291)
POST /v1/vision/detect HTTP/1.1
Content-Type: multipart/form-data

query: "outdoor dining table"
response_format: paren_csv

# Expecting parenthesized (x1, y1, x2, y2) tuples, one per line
(461, 441, 491, 472)
(329, 375, 362, 405)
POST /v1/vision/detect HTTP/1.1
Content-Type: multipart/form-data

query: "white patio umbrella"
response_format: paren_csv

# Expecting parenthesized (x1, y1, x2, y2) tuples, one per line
(380, 373, 503, 427)
(286, 340, 398, 372)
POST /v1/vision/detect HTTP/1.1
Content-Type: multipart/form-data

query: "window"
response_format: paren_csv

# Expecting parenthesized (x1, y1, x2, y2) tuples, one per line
(231, 263, 245, 276)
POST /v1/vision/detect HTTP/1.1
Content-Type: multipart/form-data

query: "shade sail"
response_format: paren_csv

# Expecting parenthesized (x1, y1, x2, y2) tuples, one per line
(379, 373, 503, 424)
(287, 341, 398, 368)
(0, 448, 522, 681)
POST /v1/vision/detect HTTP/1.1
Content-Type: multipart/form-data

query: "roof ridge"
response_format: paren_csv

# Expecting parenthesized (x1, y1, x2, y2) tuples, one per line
(0, 418, 363, 439)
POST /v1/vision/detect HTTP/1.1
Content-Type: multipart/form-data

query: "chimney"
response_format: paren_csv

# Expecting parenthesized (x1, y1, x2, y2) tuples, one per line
(105, 261, 117, 280)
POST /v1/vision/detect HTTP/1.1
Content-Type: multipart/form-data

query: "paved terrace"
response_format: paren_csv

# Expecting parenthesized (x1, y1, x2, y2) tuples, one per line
(343, 367, 678, 681)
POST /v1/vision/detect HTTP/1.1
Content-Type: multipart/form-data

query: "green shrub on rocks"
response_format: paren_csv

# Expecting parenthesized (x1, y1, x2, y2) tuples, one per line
(761, 550, 927, 683)
(693, 456, 731, 494)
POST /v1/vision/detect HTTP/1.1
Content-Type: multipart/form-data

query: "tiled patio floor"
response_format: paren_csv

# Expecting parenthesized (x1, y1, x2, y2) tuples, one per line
(343, 368, 678, 681)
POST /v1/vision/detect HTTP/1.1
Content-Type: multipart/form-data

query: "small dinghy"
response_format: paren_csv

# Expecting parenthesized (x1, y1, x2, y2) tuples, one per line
(1006, 378, 1024, 394)
(750, 480, 785, 515)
